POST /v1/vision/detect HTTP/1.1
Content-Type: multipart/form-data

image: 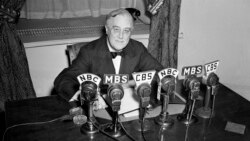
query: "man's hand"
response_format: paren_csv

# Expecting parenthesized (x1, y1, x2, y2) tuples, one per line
(121, 80, 136, 88)
(93, 94, 108, 110)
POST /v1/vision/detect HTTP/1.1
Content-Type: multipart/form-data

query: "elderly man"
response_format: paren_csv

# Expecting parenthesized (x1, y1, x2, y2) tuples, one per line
(54, 8, 163, 109)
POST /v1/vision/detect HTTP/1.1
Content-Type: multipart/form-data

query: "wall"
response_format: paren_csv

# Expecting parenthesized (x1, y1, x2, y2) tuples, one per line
(25, 35, 149, 97)
(25, 0, 250, 101)
(178, 0, 250, 101)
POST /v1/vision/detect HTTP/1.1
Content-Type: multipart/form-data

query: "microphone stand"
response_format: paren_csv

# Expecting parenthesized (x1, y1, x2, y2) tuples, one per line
(155, 76, 175, 127)
(80, 81, 99, 136)
(195, 73, 219, 119)
(195, 86, 212, 118)
(177, 75, 199, 125)
(80, 100, 98, 135)
(103, 111, 125, 138)
(133, 83, 152, 132)
(102, 84, 125, 138)
(155, 93, 174, 127)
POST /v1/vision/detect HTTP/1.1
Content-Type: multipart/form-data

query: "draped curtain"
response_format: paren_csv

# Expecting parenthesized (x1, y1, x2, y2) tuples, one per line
(147, 0, 182, 68)
(21, 0, 136, 19)
(0, 0, 36, 111)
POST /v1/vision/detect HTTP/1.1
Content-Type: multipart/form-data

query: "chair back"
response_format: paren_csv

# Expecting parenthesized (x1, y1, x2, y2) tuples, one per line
(67, 42, 87, 64)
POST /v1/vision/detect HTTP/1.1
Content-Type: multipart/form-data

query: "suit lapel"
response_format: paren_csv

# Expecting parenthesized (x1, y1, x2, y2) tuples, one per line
(96, 37, 116, 74)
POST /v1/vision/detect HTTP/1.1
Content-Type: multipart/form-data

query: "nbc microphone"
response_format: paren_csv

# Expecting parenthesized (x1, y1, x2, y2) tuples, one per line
(155, 75, 176, 127)
(81, 81, 98, 103)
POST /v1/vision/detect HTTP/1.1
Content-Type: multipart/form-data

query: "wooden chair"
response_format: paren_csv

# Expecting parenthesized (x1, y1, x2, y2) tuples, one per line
(66, 42, 88, 65)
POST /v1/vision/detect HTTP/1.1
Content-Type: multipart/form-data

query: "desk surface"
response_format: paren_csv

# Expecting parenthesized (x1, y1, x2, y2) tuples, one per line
(4, 83, 250, 141)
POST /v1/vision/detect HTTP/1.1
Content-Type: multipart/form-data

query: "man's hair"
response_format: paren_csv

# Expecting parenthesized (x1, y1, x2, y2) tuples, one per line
(106, 8, 134, 27)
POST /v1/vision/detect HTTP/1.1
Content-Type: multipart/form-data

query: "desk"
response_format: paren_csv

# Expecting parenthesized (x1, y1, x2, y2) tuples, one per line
(4, 83, 250, 141)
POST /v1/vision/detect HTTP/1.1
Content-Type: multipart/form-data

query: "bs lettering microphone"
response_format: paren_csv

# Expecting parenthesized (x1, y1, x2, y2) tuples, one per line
(107, 84, 124, 112)
(102, 74, 128, 138)
(177, 75, 200, 125)
(184, 75, 200, 100)
(196, 72, 219, 118)
(137, 83, 151, 108)
(155, 75, 176, 127)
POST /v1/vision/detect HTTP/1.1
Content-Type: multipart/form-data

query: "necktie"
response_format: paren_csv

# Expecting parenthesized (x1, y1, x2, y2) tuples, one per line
(110, 52, 124, 58)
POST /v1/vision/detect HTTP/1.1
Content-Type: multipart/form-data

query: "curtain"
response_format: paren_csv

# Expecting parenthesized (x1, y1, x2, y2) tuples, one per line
(21, 0, 136, 19)
(0, 0, 36, 110)
(147, 0, 182, 68)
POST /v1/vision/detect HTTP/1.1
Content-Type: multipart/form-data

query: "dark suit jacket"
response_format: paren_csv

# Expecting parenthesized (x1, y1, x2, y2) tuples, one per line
(54, 35, 163, 101)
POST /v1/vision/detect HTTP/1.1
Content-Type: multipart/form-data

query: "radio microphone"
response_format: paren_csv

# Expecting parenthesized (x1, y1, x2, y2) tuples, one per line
(107, 84, 124, 112)
(137, 83, 151, 108)
(155, 75, 176, 127)
(102, 83, 125, 138)
(81, 81, 98, 102)
(177, 75, 200, 125)
(80, 81, 99, 135)
(132, 83, 152, 132)
(196, 72, 219, 118)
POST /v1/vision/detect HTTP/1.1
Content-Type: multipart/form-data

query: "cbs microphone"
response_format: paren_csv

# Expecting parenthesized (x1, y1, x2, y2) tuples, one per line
(137, 83, 152, 108)
(196, 72, 219, 118)
(132, 70, 156, 131)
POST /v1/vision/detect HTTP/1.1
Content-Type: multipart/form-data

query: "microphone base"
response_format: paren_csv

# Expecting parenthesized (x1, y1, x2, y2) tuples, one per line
(155, 115, 174, 128)
(177, 113, 198, 125)
(195, 107, 214, 119)
(132, 119, 152, 132)
(80, 121, 99, 135)
(102, 123, 125, 138)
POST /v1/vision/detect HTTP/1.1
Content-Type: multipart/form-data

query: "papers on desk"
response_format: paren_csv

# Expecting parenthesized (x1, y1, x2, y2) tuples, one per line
(94, 87, 186, 122)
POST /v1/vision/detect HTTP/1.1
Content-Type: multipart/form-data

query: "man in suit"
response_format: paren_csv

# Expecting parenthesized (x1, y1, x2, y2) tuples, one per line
(54, 8, 163, 109)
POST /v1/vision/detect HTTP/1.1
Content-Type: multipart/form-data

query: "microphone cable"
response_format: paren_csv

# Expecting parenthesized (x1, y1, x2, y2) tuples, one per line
(118, 117, 137, 141)
(140, 107, 148, 141)
(2, 115, 70, 141)
(89, 118, 120, 141)
(202, 93, 217, 141)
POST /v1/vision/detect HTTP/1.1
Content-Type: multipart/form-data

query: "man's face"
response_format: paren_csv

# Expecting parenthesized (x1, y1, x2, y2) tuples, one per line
(105, 14, 133, 52)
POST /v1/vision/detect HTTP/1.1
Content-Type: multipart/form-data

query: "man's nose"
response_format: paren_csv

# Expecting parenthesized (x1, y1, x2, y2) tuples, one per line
(118, 31, 123, 39)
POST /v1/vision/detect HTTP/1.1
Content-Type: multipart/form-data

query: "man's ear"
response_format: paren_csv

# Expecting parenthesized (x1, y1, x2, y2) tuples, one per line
(104, 25, 108, 34)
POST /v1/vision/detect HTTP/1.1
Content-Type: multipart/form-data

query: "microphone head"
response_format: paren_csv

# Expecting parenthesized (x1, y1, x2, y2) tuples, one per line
(161, 75, 175, 95)
(183, 75, 200, 100)
(206, 72, 219, 86)
(108, 84, 124, 111)
(81, 81, 98, 102)
(137, 83, 151, 108)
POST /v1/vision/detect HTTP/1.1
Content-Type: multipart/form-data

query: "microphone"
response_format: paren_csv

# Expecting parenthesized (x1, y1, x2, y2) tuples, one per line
(177, 75, 200, 125)
(102, 74, 128, 138)
(77, 73, 102, 136)
(184, 75, 200, 100)
(155, 75, 176, 127)
(107, 84, 124, 112)
(81, 81, 98, 102)
(80, 81, 99, 135)
(148, 0, 164, 15)
(196, 72, 219, 118)
(137, 83, 151, 108)
(131, 70, 156, 131)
